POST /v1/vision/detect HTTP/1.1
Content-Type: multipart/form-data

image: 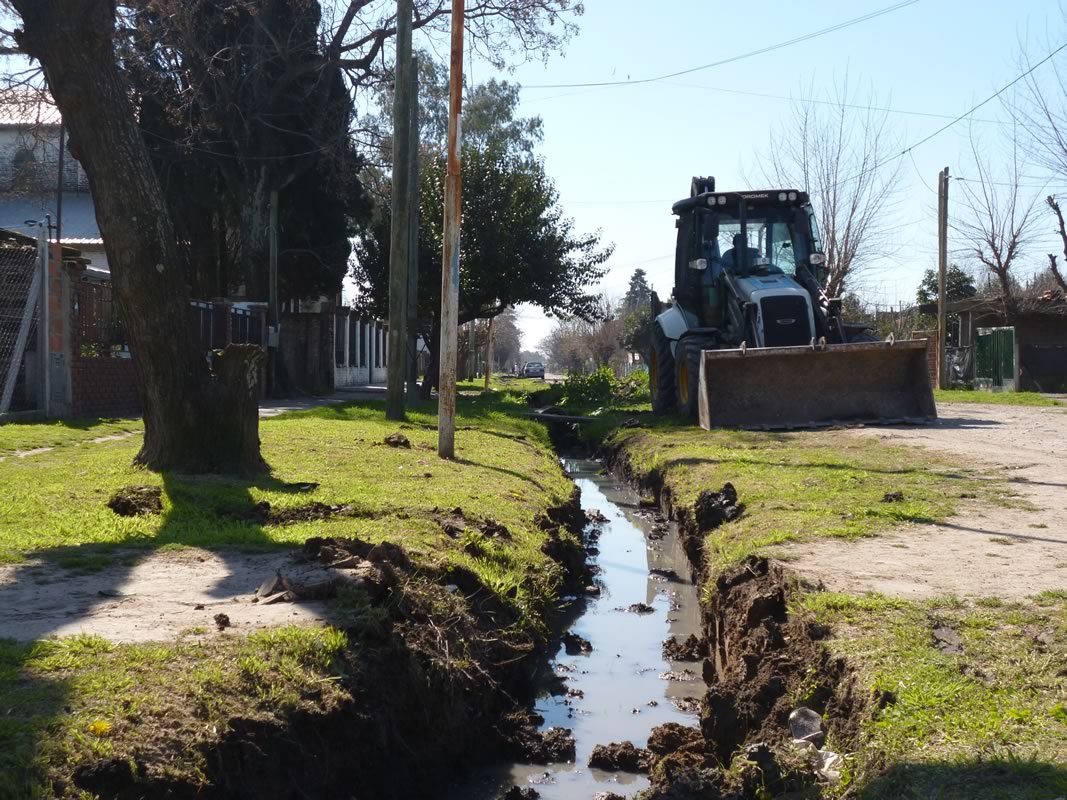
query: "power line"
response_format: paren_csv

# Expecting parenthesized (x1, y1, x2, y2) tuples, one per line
(833, 40, 1067, 191)
(520, 0, 921, 91)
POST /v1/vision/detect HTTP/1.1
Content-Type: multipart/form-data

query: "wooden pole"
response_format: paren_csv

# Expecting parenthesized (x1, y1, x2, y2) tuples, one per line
(268, 189, 279, 396)
(483, 316, 493, 390)
(386, 0, 414, 420)
(438, 0, 464, 458)
(937, 166, 949, 389)
(406, 56, 421, 399)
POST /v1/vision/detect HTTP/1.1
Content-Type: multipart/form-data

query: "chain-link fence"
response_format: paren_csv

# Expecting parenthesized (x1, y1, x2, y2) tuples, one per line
(0, 238, 41, 413)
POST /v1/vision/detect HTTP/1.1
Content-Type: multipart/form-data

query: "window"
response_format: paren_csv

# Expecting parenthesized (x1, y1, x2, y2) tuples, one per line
(335, 315, 346, 367)
(11, 147, 38, 191)
(348, 315, 358, 367)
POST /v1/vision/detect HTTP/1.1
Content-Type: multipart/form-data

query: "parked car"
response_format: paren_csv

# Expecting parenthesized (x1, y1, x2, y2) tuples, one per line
(522, 361, 545, 379)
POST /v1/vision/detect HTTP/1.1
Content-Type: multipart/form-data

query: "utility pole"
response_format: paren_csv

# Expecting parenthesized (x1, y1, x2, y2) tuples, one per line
(55, 124, 65, 245)
(406, 56, 421, 400)
(268, 190, 279, 395)
(438, 0, 464, 458)
(937, 166, 949, 389)
(483, 316, 494, 390)
(386, 0, 415, 420)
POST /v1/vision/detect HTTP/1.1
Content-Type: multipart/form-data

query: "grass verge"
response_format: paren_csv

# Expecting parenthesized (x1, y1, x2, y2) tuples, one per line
(608, 421, 1009, 570)
(0, 392, 580, 797)
(933, 389, 1062, 407)
(798, 591, 1067, 799)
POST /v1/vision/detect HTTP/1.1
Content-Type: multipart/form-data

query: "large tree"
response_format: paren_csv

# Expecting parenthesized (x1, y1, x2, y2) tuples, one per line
(353, 143, 610, 395)
(8, 0, 265, 472)
(915, 264, 978, 306)
(759, 79, 903, 297)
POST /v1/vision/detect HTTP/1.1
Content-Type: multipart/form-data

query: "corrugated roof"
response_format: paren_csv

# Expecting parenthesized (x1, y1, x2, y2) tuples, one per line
(0, 192, 100, 242)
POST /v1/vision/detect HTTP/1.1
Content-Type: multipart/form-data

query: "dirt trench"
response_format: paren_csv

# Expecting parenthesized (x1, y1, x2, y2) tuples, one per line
(59, 491, 592, 800)
(603, 443, 872, 799)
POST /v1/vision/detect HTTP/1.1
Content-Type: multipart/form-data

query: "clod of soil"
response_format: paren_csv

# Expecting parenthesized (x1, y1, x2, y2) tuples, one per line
(503, 788, 540, 800)
(626, 602, 655, 614)
(933, 625, 963, 654)
(881, 490, 905, 502)
(510, 723, 576, 765)
(384, 432, 412, 448)
(647, 723, 705, 760)
(107, 485, 162, 517)
(587, 509, 609, 524)
(662, 634, 708, 662)
(694, 482, 743, 531)
(563, 632, 593, 655)
(213, 613, 231, 630)
(588, 740, 649, 772)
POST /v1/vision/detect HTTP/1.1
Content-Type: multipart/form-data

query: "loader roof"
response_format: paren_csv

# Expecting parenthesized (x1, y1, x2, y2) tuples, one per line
(672, 189, 810, 215)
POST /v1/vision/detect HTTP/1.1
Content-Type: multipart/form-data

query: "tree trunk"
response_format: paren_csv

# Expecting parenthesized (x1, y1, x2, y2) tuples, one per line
(239, 166, 272, 301)
(14, 0, 266, 474)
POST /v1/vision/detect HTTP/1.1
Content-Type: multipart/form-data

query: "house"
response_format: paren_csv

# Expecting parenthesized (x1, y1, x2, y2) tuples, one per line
(922, 292, 1067, 392)
(0, 99, 109, 274)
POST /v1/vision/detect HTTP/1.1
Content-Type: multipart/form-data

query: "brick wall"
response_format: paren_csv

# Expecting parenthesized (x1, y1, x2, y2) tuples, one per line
(70, 355, 140, 418)
(911, 330, 938, 388)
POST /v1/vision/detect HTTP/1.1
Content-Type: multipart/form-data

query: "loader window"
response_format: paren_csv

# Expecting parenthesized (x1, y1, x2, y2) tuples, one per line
(716, 212, 808, 276)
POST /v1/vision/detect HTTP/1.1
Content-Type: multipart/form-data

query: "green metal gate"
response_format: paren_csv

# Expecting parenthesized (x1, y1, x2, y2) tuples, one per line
(974, 327, 1016, 391)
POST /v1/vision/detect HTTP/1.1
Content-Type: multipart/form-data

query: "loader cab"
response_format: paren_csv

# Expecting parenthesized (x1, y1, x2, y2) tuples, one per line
(673, 190, 823, 326)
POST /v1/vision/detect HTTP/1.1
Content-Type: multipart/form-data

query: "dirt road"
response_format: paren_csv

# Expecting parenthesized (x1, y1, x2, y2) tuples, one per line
(780, 403, 1067, 599)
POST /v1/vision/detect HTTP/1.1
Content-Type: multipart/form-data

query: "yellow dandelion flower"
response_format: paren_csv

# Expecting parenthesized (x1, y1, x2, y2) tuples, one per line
(88, 719, 112, 737)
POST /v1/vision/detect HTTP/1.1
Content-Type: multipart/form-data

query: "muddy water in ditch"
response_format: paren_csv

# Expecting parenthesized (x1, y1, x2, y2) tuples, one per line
(450, 458, 704, 799)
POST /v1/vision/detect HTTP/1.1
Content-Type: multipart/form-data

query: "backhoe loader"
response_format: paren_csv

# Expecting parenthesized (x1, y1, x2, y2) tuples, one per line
(649, 177, 936, 429)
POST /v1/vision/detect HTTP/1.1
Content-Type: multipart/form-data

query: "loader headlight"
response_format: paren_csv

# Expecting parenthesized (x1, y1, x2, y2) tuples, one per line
(778, 192, 787, 202)
(788, 191, 797, 201)
(718, 195, 727, 205)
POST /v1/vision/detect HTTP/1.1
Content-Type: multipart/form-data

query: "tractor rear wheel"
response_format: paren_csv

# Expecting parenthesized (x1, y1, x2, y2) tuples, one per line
(649, 323, 676, 416)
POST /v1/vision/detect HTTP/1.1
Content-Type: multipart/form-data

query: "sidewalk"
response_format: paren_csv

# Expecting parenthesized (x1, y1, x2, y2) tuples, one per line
(258, 386, 385, 418)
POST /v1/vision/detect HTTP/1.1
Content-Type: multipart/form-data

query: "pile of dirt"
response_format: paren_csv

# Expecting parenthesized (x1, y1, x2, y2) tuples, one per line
(433, 506, 513, 541)
(588, 740, 649, 772)
(107, 485, 162, 517)
(502, 712, 576, 765)
(693, 482, 744, 531)
(662, 634, 707, 662)
(221, 500, 362, 526)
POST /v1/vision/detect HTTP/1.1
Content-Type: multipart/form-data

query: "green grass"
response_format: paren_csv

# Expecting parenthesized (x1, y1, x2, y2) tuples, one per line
(0, 397, 573, 615)
(934, 389, 1062, 407)
(609, 422, 1008, 569)
(0, 392, 581, 796)
(800, 592, 1067, 799)
(0, 627, 350, 799)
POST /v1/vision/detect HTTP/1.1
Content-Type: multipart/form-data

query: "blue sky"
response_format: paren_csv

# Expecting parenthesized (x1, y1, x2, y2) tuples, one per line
(454, 0, 1067, 350)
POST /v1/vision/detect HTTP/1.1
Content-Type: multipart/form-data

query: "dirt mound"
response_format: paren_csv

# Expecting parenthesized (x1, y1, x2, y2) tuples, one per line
(699, 557, 865, 764)
(563, 632, 592, 655)
(504, 713, 576, 765)
(588, 741, 649, 772)
(662, 634, 707, 662)
(107, 485, 162, 517)
(693, 482, 743, 531)
(221, 501, 361, 525)
(384, 432, 411, 448)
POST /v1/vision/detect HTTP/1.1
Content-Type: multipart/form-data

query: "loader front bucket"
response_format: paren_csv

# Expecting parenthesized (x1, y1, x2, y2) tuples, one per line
(696, 339, 937, 430)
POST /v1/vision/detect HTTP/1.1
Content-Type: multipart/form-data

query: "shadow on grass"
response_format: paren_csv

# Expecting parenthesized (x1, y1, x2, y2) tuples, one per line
(0, 639, 70, 800)
(856, 757, 1067, 799)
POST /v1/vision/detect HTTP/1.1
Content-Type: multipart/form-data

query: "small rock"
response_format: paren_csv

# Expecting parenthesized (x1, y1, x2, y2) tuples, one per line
(256, 573, 283, 598)
(384, 432, 411, 448)
(213, 613, 231, 630)
(788, 707, 825, 748)
(881, 490, 905, 503)
(194, 603, 205, 611)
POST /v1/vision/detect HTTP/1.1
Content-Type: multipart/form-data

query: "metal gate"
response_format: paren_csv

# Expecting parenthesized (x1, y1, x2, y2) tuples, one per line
(975, 326, 1016, 391)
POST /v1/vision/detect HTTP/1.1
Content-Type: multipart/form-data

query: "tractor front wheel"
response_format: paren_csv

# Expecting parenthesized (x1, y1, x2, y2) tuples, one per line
(649, 323, 676, 416)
